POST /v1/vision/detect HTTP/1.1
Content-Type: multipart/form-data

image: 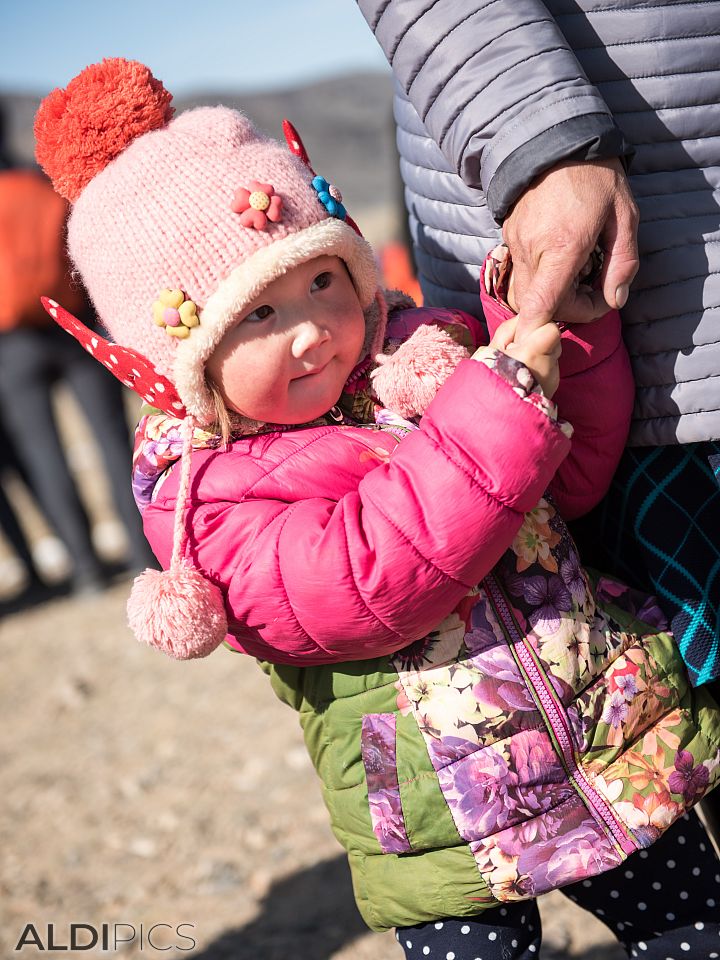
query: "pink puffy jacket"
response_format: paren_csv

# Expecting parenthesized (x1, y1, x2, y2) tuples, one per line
(141, 291, 634, 666)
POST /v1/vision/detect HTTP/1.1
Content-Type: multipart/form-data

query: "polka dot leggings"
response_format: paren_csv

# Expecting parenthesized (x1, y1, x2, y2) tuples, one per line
(395, 813, 720, 959)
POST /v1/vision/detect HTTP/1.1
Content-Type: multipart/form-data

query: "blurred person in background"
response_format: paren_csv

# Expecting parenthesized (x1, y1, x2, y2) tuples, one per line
(0, 103, 155, 596)
(0, 413, 49, 603)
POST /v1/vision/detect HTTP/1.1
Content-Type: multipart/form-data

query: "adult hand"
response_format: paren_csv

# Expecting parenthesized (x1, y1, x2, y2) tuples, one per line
(502, 157, 639, 340)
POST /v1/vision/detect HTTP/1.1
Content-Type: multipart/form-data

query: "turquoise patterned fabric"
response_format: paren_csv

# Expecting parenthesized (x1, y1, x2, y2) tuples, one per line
(571, 443, 720, 687)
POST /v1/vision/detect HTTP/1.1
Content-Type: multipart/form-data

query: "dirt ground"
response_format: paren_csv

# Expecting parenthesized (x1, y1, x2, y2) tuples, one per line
(0, 582, 631, 960)
(0, 389, 628, 959)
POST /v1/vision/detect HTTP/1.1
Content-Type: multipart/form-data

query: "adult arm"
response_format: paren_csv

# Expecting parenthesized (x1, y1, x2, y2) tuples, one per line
(358, 0, 639, 326)
(358, 0, 629, 219)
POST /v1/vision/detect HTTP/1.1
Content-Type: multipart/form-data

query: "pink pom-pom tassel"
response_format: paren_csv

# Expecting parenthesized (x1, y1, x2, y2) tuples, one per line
(127, 562, 228, 659)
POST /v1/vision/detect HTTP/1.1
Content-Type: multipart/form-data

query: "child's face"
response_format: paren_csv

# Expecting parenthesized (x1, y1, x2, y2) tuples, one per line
(206, 255, 366, 425)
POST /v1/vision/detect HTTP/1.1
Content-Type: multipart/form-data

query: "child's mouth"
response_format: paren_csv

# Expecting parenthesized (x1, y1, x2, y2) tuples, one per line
(298, 362, 329, 378)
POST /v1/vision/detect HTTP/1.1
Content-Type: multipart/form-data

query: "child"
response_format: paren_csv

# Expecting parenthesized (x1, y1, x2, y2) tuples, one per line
(35, 60, 720, 959)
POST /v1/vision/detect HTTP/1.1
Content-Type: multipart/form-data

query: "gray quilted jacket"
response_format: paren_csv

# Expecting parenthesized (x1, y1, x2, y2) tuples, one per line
(359, 0, 720, 446)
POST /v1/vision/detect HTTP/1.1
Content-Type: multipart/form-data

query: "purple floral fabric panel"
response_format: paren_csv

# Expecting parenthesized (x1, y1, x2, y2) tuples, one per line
(436, 728, 575, 841)
(471, 794, 624, 901)
(361, 713, 412, 855)
(393, 601, 543, 776)
(494, 496, 637, 703)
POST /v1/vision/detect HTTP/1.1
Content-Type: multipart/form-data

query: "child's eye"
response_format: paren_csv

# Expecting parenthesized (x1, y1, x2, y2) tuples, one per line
(311, 271, 332, 292)
(245, 304, 274, 323)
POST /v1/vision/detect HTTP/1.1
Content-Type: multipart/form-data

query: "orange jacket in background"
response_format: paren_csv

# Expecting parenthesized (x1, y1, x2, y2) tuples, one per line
(379, 242, 423, 306)
(0, 169, 86, 331)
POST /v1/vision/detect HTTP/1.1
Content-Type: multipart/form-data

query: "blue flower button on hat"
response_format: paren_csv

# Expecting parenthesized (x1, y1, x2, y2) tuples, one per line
(311, 175, 346, 220)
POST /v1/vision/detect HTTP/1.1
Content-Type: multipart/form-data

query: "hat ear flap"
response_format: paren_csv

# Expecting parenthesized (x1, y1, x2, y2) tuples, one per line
(41, 298, 185, 417)
(370, 322, 469, 418)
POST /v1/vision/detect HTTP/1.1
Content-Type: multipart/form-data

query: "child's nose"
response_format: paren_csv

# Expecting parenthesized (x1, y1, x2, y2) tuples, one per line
(291, 317, 330, 357)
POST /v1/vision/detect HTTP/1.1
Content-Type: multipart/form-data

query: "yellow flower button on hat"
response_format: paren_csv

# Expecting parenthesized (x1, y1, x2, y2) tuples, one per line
(152, 288, 200, 338)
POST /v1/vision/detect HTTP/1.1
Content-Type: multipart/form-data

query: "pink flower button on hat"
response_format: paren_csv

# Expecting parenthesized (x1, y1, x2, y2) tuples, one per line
(231, 180, 283, 230)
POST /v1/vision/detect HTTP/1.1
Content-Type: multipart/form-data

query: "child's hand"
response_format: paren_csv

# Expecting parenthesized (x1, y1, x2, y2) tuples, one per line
(479, 316, 562, 399)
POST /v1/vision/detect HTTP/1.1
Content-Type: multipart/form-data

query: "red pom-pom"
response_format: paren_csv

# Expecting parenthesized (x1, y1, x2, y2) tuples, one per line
(127, 562, 228, 660)
(35, 58, 174, 201)
(371, 324, 469, 418)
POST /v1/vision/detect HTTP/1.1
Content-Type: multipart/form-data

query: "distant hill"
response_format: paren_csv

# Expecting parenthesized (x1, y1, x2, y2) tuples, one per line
(0, 72, 404, 243)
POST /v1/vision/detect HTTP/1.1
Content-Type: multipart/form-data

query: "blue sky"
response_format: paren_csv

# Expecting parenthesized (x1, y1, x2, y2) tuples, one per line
(2, 0, 391, 95)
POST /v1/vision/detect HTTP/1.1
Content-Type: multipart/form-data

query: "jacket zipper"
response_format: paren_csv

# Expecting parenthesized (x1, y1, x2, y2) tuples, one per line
(483, 574, 637, 857)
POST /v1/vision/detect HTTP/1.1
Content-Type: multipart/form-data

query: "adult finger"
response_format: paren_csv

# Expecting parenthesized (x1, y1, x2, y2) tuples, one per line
(513, 249, 592, 340)
(554, 283, 610, 325)
(600, 195, 640, 309)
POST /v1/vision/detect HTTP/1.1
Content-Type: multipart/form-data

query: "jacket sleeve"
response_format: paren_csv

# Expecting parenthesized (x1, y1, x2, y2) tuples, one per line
(358, 0, 631, 220)
(481, 287, 634, 519)
(145, 360, 570, 665)
(549, 319, 634, 519)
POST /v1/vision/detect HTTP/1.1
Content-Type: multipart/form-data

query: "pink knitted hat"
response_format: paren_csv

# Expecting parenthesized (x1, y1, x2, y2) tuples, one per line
(34, 58, 385, 424)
